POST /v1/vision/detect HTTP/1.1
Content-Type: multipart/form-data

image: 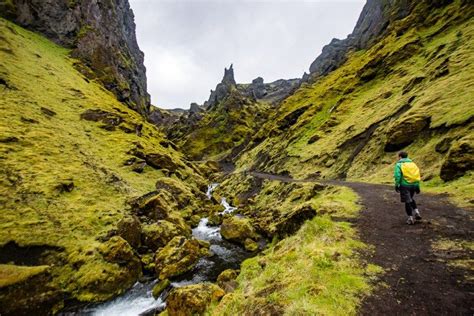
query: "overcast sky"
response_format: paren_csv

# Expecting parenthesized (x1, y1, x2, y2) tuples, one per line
(129, 0, 366, 109)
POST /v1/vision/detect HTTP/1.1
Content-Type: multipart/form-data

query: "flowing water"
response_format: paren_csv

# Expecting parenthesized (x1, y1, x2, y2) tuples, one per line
(65, 185, 247, 316)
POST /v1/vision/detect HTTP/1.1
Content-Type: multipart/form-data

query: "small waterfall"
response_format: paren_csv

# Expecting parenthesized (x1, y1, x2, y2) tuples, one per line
(220, 197, 237, 215)
(72, 185, 250, 316)
(206, 183, 219, 199)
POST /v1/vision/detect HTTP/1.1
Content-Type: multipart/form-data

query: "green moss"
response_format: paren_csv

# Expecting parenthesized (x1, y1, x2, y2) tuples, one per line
(0, 264, 49, 288)
(233, 1, 473, 207)
(0, 18, 206, 304)
(211, 187, 381, 315)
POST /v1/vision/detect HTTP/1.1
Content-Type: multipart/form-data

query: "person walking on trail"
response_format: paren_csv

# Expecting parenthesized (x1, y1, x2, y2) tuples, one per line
(394, 151, 422, 225)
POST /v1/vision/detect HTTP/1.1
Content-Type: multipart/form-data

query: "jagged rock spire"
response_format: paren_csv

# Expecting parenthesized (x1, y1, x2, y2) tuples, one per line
(222, 64, 236, 86)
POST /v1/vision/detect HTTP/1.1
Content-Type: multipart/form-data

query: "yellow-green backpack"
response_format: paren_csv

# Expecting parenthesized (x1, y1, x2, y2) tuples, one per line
(401, 161, 421, 183)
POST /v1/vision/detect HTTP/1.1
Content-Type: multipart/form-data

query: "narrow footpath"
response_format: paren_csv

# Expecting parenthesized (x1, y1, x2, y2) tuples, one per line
(248, 171, 473, 315)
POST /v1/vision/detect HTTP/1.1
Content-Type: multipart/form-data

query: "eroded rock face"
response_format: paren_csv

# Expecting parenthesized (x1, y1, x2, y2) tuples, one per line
(166, 283, 225, 316)
(0, 265, 61, 316)
(154, 236, 209, 280)
(2, 0, 150, 115)
(440, 136, 474, 181)
(384, 115, 431, 152)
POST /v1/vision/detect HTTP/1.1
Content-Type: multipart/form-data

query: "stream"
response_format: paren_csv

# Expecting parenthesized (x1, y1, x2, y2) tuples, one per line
(67, 184, 248, 316)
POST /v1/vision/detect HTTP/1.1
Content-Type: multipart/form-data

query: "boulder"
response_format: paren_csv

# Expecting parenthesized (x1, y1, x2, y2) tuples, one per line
(145, 153, 181, 171)
(220, 216, 258, 244)
(166, 283, 225, 316)
(440, 136, 474, 181)
(117, 215, 141, 248)
(155, 237, 209, 280)
(384, 114, 430, 152)
(244, 238, 259, 252)
(134, 193, 171, 220)
(217, 269, 239, 293)
(152, 279, 171, 299)
(98, 237, 141, 275)
(142, 220, 190, 252)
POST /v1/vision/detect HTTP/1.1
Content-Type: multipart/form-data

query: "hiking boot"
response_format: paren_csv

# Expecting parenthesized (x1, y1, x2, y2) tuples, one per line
(414, 209, 422, 220)
(406, 216, 415, 225)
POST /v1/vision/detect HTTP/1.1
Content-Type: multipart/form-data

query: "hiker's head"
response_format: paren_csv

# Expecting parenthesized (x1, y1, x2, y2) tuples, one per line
(398, 151, 408, 159)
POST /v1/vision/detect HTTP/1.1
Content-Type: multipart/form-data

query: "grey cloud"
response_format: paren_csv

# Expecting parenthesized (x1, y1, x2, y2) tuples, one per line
(129, 0, 365, 109)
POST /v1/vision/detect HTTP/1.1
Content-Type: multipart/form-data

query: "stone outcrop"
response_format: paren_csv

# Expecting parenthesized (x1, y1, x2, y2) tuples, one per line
(440, 136, 474, 181)
(166, 283, 225, 316)
(1, 0, 150, 115)
(308, 0, 453, 78)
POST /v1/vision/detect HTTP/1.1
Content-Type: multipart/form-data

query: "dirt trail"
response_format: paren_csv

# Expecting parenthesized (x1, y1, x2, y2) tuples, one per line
(249, 171, 474, 315)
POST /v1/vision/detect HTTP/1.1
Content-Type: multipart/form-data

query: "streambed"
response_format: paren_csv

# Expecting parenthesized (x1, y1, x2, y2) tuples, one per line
(66, 184, 249, 316)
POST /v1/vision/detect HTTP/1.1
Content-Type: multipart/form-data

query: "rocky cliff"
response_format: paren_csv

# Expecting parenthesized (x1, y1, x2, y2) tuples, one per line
(1, 0, 150, 116)
(308, 0, 459, 79)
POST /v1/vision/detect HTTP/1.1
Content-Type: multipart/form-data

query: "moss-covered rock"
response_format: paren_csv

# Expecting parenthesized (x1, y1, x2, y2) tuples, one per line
(166, 283, 225, 316)
(142, 220, 190, 252)
(220, 216, 259, 244)
(244, 238, 259, 252)
(117, 215, 142, 249)
(440, 136, 474, 181)
(155, 236, 208, 280)
(217, 269, 239, 293)
(152, 278, 170, 299)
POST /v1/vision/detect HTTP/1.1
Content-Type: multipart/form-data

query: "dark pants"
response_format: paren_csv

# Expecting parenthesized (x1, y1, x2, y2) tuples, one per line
(400, 186, 418, 216)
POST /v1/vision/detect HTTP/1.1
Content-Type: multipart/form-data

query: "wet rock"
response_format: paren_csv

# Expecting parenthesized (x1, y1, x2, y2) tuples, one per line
(220, 216, 259, 244)
(152, 279, 171, 299)
(155, 236, 208, 280)
(117, 215, 141, 249)
(217, 269, 239, 293)
(384, 115, 431, 152)
(142, 220, 190, 252)
(440, 136, 474, 181)
(166, 283, 225, 316)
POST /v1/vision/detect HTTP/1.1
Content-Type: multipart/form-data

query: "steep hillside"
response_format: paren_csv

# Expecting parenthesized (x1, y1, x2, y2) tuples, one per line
(233, 0, 473, 206)
(1, 0, 150, 115)
(0, 18, 210, 314)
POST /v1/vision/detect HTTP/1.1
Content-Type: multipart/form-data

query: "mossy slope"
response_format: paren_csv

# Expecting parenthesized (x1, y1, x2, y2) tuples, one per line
(0, 18, 207, 312)
(234, 1, 473, 206)
(210, 184, 380, 315)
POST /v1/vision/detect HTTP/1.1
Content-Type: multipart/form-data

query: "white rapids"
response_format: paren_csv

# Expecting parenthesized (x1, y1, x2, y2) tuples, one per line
(88, 281, 165, 316)
(220, 197, 237, 215)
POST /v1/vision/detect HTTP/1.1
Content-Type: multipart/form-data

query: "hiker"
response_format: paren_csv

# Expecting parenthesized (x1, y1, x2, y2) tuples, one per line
(394, 151, 421, 225)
